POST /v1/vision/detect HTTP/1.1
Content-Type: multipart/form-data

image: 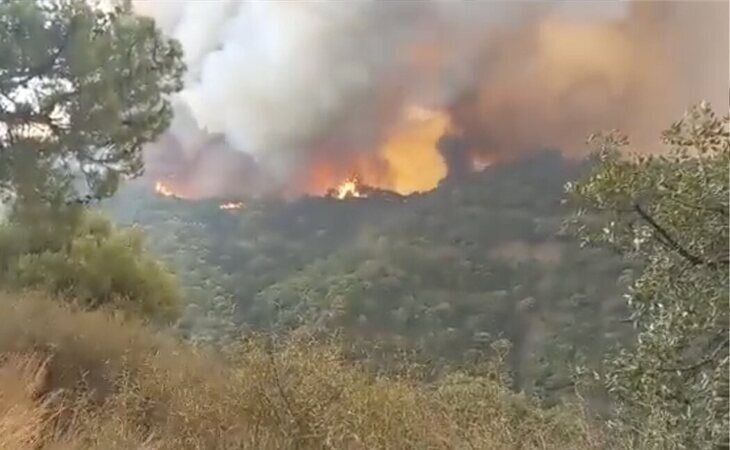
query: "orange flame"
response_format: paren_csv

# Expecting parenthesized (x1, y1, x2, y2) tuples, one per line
(155, 105, 451, 200)
(332, 177, 366, 199)
(219, 201, 245, 210)
(304, 106, 450, 198)
(378, 106, 448, 194)
(154, 180, 194, 199)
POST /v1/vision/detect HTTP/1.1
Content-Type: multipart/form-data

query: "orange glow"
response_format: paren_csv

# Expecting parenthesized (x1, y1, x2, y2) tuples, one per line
(298, 106, 451, 198)
(407, 42, 447, 72)
(332, 177, 366, 199)
(219, 201, 245, 210)
(536, 19, 631, 98)
(303, 154, 392, 197)
(154, 180, 194, 199)
(377, 106, 448, 194)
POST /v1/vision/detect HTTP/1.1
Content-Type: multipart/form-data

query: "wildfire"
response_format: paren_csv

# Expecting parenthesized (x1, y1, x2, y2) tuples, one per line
(333, 177, 366, 199)
(379, 106, 449, 194)
(219, 201, 245, 210)
(304, 106, 450, 197)
(155, 181, 177, 198)
(154, 180, 195, 199)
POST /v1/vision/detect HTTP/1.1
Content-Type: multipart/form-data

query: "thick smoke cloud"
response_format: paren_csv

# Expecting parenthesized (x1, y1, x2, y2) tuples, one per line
(134, 1, 728, 196)
(441, 2, 729, 172)
(135, 0, 477, 190)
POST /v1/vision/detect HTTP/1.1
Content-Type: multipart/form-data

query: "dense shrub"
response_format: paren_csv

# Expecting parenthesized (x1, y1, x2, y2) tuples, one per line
(0, 211, 181, 323)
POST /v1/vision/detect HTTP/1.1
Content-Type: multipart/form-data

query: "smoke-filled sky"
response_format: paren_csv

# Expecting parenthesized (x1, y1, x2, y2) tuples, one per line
(133, 0, 728, 198)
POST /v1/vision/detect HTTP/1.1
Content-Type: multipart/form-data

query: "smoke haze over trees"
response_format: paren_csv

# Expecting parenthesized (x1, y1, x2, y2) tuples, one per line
(133, 1, 727, 198)
(0, 0, 728, 448)
(104, 104, 729, 448)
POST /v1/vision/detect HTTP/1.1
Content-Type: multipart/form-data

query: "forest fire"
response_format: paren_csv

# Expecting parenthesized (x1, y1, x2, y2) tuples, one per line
(302, 106, 450, 198)
(219, 201, 244, 210)
(154, 179, 246, 210)
(332, 177, 366, 199)
(154, 181, 177, 198)
(133, 2, 725, 204)
(154, 180, 194, 199)
(377, 107, 449, 194)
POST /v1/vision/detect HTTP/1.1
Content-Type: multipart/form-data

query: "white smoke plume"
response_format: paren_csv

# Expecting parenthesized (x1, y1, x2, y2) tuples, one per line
(133, 0, 728, 196)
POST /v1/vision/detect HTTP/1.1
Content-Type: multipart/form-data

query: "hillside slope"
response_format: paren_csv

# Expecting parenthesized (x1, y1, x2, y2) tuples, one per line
(106, 151, 634, 399)
(0, 292, 611, 449)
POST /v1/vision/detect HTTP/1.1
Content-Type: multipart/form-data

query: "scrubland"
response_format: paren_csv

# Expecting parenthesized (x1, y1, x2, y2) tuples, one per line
(0, 291, 612, 450)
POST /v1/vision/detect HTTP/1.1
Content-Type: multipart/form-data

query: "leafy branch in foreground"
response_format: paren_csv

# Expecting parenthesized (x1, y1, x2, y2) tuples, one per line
(566, 102, 729, 449)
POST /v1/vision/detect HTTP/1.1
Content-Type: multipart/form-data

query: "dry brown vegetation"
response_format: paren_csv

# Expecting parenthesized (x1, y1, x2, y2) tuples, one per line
(0, 291, 611, 449)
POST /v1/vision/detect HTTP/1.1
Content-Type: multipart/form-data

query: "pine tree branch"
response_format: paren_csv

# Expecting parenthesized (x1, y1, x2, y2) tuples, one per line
(0, 21, 76, 92)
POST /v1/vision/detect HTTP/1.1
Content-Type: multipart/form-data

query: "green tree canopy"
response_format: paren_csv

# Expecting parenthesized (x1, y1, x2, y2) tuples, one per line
(0, 0, 184, 206)
(0, 209, 182, 323)
(567, 102, 729, 449)
(0, 0, 185, 324)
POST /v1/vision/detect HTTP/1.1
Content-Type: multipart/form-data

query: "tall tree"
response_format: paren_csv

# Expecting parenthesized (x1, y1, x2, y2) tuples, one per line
(567, 102, 729, 449)
(0, 0, 184, 206)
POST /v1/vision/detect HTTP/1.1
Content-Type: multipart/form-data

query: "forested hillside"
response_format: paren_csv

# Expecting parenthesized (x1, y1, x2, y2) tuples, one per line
(1, 0, 726, 448)
(106, 151, 634, 400)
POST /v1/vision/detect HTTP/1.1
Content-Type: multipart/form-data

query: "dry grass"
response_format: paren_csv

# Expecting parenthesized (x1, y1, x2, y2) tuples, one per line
(0, 291, 609, 449)
(0, 353, 55, 449)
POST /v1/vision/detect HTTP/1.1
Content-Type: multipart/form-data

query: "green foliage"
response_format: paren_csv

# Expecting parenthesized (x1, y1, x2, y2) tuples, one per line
(0, 0, 185, 324)
(106, 152, 633, 399)
(0, 0, 184, 204)
(566, 103, 729, 449)
(0, 209, 182, 323)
